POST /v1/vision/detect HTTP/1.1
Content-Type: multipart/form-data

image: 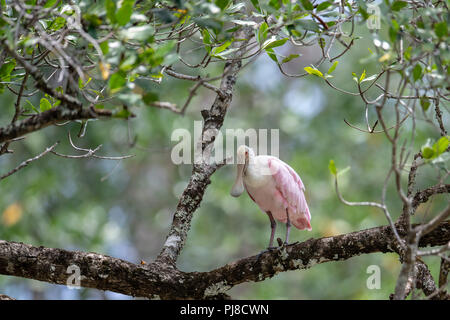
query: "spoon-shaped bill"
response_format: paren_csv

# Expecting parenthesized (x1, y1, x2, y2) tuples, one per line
(230, 163, 245, 197)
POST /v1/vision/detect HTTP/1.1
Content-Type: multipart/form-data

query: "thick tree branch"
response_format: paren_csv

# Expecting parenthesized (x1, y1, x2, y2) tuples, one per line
(155, 25, 253, 266)
(414, 260, 439, 299)
(1, 221, 449, 299)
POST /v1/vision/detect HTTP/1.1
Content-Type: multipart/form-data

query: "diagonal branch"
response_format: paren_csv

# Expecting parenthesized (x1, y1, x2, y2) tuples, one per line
(412, 184, 450, 210)
(155, 25, 254, 266)
(0, 142, 59, 180)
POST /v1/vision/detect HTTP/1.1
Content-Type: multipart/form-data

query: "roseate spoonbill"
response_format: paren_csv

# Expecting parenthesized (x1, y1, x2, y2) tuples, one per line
(230, 145, 311, 249)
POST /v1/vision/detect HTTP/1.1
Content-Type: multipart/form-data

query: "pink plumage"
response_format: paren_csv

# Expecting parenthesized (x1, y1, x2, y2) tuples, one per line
(267, 158, 312, 230)
(231, 146, 311, 248)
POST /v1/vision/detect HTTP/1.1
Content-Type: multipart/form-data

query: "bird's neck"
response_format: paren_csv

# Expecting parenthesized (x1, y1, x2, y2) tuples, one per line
(244, 156, 271, 187)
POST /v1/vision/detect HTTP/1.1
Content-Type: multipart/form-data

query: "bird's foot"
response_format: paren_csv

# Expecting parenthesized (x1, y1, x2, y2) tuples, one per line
(258, 246, 277, 256)
(282, 241, 299, 247)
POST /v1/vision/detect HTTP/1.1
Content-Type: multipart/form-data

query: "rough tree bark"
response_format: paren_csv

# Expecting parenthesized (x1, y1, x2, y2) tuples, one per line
(1, 222, 448, 299)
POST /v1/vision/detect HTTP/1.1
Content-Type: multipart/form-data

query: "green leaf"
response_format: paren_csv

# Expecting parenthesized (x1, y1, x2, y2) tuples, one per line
(391, 1, 407, 11)
(300, 0, 314, 10)
(109, 72, 126, 92)
(212, 40, 232, 56)
(434, 21, 448, 38)
(433, 136, 450, 156)
(43, 0, 59, 8)
(404, 46, 412, 61)
(269, 0, 281, 10)
(215, 0, 230, 10)
(39, 98, 52, 112)
(421, 146, 435, 159)
(360, 74, 378, 83)
(316, 1, 331, 11)
(281, 54, 300, 64)
(359, 69, 366, 83)
(412, 64, 422, 81)
(202, 29, 212, 53)
(250, 0, 260, 12)
(420, 97, 430, 111)
(116, 0, 135, 26)
(327, 61, 338, 74)
(265, 48, 278, 63)
(25, 100, 39, 113)
(100, 41, 109, 55)
(0, 59, 16, 81)
(105, 0, 117, 24)
(262, 37, 288, 50)
(78, 77, 92, 89)
(258, 22, 269, 44)
(329, 160, 337, 176)
(48, 17, 66, 31)
(304, 66, 323, 78)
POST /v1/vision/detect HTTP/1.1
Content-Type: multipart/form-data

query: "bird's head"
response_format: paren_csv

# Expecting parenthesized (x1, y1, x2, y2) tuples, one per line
(230, 145, 254, 197)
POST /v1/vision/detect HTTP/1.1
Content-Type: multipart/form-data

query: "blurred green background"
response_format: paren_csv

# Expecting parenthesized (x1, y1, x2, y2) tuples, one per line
(0, 15, 447, 299)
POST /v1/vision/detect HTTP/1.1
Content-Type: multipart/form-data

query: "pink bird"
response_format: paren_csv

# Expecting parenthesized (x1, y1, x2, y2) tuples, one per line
(230, 145, 311, 249)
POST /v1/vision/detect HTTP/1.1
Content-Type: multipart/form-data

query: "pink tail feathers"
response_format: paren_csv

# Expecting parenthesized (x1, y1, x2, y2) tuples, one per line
(292, 207, 312, 231)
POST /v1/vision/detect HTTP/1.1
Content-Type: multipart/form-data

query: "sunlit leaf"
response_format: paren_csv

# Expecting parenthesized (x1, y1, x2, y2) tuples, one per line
(262, 37, 288, 50)
(329, 160, 337, 176)
(304, 66, 324, 78)
(327, 61, 339, 74)
(40, 98, 52, 112)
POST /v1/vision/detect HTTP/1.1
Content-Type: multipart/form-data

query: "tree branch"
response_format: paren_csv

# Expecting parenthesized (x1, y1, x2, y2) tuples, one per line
(0, 107, 114, 144)
(412, 184, 450, 210)
(155, 25, 253, 266)
(1, 221, 449, 299)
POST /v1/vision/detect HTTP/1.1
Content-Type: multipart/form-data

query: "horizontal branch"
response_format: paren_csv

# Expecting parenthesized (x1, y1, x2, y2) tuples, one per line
(0, 107, 113, 144)
(1, 221, 449, 299)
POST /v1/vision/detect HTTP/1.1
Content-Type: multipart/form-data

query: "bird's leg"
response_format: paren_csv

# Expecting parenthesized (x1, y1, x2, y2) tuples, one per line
(267, 211, 277, 250)
(254, 212, 279, 265)
(284, 209, 291, 245)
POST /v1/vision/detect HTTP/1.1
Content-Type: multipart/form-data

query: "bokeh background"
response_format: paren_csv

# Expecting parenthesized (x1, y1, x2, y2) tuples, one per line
(0, 12, 448, 299)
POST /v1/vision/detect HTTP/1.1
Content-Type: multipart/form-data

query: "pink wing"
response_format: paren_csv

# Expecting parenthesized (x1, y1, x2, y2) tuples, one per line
(268, 157, 312, 231)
